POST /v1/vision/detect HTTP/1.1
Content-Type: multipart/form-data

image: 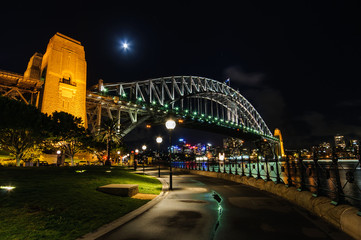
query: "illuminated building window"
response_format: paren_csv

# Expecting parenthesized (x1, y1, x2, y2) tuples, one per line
(60, 73, 76, 86)
(62, 77, 71, 84)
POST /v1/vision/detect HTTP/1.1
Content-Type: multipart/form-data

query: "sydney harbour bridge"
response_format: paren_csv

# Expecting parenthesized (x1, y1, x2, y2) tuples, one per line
(0, 33, 281, 155)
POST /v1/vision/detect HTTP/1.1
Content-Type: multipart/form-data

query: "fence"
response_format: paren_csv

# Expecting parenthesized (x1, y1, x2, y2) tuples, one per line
(173, 155, 361, 213)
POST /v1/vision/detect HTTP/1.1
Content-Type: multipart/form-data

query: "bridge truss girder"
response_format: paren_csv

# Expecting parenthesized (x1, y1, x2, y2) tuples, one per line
(0, 70, 43, 106)
(99, 76, 274, 140)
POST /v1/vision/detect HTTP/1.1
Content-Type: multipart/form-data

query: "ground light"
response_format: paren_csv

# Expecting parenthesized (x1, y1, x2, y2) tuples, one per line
(0, 186, 15, 191)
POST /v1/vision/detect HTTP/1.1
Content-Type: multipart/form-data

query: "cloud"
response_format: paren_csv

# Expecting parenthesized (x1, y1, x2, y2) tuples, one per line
(222, 65, 285, 132)
(297, 111, 361, 138)
(243, 88, 286, 132)
(224, 66, 265, 87)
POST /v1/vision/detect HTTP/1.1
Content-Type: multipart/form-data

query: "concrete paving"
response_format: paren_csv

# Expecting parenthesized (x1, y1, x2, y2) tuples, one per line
(97, 167, 354, 240)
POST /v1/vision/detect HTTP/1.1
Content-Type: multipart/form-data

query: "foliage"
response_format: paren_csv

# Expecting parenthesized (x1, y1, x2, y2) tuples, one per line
(0, 96, 50, 166)
(82, 137, 107, 163)
(0, 97, 90, 166)
(47, 111, 87, 166)
(0, 96, 49, 130)
(96, 118, 124, 165)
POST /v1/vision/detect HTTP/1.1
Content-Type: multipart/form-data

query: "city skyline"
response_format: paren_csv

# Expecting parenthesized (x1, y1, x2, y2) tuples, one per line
(1, 1, 361, 148)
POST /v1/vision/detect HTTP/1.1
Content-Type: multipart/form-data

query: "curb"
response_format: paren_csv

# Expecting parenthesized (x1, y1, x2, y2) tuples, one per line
(78, 176, 169, 240)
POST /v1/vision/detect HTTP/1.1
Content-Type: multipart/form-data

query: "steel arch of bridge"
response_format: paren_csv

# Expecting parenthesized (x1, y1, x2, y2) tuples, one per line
(89, 76, 276, 141)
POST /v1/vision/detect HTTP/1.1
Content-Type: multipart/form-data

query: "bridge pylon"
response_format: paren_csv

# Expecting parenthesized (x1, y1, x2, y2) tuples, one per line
(40, 33, 87, 126)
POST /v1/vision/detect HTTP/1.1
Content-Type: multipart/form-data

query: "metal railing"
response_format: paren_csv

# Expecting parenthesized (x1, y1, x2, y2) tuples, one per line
(173, 154, 361, 214)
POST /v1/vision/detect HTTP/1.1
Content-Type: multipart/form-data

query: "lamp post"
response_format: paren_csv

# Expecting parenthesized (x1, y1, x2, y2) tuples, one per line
(56, 150, 62, 167)
(117, 151, 121, 165)
(156, 136, 163, 177)
(134, 149, 139, 170)
(165, 119, 176, 190)
(142, 145, 147, 174)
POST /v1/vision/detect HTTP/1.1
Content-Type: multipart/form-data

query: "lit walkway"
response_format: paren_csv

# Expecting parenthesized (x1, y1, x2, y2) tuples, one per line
(98, 167, 353, 240)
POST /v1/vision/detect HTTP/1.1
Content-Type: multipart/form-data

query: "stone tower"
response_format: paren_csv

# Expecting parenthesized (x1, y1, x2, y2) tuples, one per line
(40, 33, 87, 126)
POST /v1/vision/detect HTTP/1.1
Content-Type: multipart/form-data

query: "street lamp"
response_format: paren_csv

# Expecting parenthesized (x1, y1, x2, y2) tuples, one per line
(56, 150, 62, 166)
(165, 119, 176, 190)
(142, 145, 147, 174)
(117, 151, 121, 165)
(134, 149, 139, 170)
(156, 136, 163, 177)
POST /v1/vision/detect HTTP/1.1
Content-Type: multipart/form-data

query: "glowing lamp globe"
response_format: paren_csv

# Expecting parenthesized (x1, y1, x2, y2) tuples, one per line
(156, 137, 163, 144)
(165, 119, 176, 130)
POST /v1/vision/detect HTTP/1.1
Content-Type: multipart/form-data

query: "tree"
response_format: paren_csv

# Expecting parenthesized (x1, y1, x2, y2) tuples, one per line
(48, 111, 87, 166)
(0, 96, 50, 166)
(82, 136, 107, 164)
(96, 118, 123, 166)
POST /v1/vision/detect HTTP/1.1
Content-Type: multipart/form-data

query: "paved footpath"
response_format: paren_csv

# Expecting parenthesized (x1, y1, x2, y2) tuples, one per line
(97, 168, 354, 240)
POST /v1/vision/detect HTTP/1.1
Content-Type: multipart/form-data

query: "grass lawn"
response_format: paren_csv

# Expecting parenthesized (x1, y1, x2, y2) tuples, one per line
(0, 166, 162, 240)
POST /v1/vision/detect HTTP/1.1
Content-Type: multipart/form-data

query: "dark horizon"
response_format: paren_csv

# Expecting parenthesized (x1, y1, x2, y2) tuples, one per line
(1, 1, 361, 149)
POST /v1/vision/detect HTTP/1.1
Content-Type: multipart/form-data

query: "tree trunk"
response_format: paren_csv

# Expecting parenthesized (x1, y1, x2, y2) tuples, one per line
(16, 154, 22, 167)
(71, 155, 74, 166)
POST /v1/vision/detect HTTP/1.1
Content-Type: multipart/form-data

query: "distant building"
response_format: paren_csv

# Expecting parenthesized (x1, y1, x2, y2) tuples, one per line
(350, 139, 359, 152)
(335, 135, 346, 149)
(312, 142, 332, 159)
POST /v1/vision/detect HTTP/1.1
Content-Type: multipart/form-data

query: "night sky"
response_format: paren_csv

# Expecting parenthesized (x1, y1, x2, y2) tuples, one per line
(1, 1, 361, 149)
